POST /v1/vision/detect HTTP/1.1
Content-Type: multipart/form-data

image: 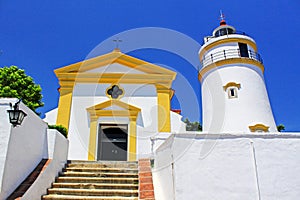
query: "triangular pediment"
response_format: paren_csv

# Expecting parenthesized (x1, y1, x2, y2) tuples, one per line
(54, 49, 176, 76)
(86, 63, 146, 74)
(86, 100, 141, 113)
(86, 100, 142, 125)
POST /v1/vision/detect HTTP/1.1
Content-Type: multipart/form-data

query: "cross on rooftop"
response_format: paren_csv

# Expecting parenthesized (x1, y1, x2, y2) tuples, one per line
(219, 10, 225, 21)
(113, 37, 122, 49)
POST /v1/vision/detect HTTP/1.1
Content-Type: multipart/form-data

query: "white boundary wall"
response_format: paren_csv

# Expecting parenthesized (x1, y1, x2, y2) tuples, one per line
(0, 98, 47, 199)
(21, 130, 69, 200)
(0, 98, 69, 200)
(153, 132, 300, 200)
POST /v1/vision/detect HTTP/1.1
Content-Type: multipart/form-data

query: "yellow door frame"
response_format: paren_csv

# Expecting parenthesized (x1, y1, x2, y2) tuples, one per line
(86, 100, 140, 161)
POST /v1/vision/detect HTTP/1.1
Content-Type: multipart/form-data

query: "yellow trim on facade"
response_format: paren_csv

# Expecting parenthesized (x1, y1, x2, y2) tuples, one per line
(88, 118, 98, 160)
(223, 82, 241, 91)
(199, 37, 258, 61)
(249, 124, 269, 132)
(128, 120, 137, 161)
(86, 100, 140, 161)
(170, 89, 175, 100)
(86, 99, 141, 113)
(198, 58, 265, 82)
(56, 73, 175, 88)
(56, 86, 74, 130)
(156, 85, 171, 132)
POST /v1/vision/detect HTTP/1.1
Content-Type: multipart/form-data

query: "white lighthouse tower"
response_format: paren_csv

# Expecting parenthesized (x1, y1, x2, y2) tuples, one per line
(198, 15, 277, 133)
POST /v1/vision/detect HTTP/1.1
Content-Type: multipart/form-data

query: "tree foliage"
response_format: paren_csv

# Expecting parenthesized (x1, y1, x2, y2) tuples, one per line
(277, 124, 285, 132)
(0, 66, 44, 113)
(184, 118, 202, 131)
(48, 124, 68, 138)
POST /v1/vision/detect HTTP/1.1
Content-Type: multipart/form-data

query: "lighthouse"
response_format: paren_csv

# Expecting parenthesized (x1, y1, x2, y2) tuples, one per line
(198, 15, 277, 133)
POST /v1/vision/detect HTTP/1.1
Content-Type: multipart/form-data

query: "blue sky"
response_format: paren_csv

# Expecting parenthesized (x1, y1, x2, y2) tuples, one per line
(0, 1, 299, 131)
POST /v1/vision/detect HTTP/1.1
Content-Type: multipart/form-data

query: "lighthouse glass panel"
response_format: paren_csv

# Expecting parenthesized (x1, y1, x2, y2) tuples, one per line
(215, 28, 234, 37)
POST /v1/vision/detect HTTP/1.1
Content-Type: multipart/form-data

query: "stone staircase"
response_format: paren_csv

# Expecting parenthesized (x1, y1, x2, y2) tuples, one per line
(42, 160, 139, 200)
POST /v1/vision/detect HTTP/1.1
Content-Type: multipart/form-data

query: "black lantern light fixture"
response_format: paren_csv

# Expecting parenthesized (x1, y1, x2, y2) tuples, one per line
(7, 99, 27, 127)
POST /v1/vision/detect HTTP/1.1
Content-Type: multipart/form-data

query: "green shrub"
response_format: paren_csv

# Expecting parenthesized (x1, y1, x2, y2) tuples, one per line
(48, 124, 68, 138)
(184, 118, 202, 131)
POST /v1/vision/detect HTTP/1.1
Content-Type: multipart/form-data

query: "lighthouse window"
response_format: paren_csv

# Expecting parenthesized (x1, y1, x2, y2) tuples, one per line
(223, 82, 241, 99)
(230, 88, 235, 96)
(228, 87, 238, 99)
(215, 28, 234, 37)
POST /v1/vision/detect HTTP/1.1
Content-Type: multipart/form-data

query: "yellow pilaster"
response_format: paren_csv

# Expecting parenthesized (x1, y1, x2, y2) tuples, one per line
(128, 119, 137, 161)
(156, 86, 171, 132)
(56, 85, 74, 130)
(88, 117, 98, 160)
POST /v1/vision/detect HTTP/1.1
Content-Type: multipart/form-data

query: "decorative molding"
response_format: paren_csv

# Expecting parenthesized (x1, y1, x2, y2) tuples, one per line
(56, 73, 175, 88)
(198, 58, 264, 82)
(86, 99, 141, 113)
(249, 124, 269, 132)
(223, 82, 241, 91)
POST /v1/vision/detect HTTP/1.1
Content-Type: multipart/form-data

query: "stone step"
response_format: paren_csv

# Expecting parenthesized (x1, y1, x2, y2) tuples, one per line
(59, 171, 138, 178)
(43, 161, 141, 200)
(42, 194, 138, 200)
(68, 160, 138, 164)
(66, 161, 138, 169)
(64, 167, 138, 173)
(52, 183, 138, 190)
(66, 163, 138, 169)
(56, 177, 139, 184)
(47, 188, 138, 197)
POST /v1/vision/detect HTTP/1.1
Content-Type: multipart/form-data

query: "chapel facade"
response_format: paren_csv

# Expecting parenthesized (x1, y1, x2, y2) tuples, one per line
(48, 49, 186, 161)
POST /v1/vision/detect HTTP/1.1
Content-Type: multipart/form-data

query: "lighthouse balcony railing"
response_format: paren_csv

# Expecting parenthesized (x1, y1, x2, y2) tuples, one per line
(201, 49, 263, 67)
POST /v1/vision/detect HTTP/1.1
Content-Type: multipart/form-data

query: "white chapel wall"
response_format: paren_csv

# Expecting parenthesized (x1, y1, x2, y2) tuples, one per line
(43, 108, 57, 125)
(68, 83, 159, 160)
(170, 111, 186, 133)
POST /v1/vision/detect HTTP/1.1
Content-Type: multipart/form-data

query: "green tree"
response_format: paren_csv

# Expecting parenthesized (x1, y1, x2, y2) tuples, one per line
(184, 118, 202, 131)
(0, 66, 44, 113)
(277, 124, 285, 132)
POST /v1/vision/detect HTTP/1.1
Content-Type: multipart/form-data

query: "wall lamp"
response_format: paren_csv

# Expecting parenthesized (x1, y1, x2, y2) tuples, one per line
(7, 99, 27, 127)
